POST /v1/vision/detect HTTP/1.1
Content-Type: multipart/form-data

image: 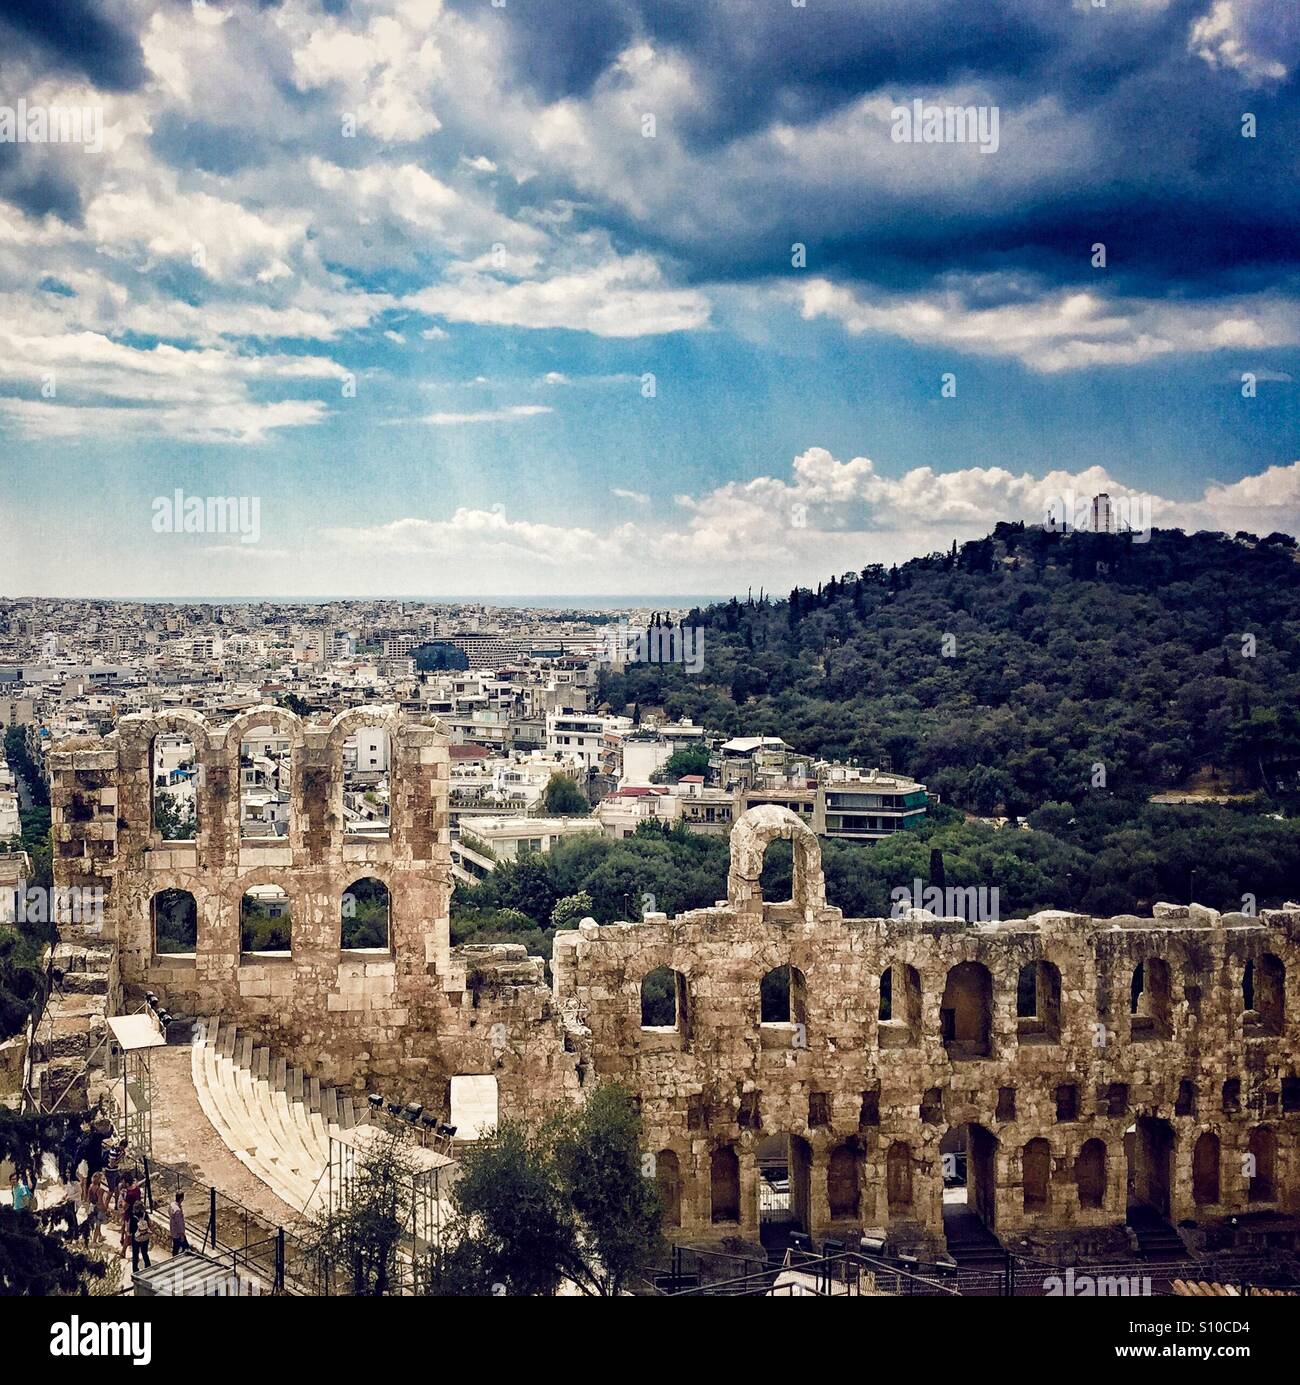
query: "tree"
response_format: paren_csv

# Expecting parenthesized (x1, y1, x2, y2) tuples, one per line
(154, 793, 196, 841)
(550, 891, 593, 929)
(435, 1084, 661, 1296)
(549, 1083, 663, 1296)
(0, 1109, 103, 1295)
(542, 773, 589, 817)
(653, 745, 712, 783)
(436, 1119, 578, 1297)
(0, 926, 47, 1041)
(299, 1126, 424, 1295)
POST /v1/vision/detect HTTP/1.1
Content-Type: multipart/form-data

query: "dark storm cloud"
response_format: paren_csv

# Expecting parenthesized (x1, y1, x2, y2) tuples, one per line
(0, 0, 147, 90)
(446, 0, 1300, 301)
(0, 143, 83, 221)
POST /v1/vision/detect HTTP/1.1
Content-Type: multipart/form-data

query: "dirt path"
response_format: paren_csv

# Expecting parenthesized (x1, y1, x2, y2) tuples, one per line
(148, 1045, 299, 1230)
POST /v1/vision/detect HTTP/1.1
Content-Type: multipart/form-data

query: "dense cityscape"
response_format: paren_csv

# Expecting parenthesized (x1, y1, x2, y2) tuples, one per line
(2, 0, 1299, 1361)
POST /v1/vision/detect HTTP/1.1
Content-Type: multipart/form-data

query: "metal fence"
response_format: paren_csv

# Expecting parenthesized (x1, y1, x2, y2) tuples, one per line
(648, 1243, 1300, 1298)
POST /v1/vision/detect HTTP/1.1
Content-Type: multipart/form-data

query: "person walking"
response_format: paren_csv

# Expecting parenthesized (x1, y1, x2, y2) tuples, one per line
(169, 1191, 190, 1255)
(8, 1171, 35, 1212)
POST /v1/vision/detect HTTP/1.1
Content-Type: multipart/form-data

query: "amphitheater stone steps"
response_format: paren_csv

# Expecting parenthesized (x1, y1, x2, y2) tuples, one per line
(190, 1018, 357, 1216)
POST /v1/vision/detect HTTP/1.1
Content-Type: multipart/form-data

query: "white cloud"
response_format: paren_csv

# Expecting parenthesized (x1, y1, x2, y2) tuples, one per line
(420, 404, 552, 425)
(286, 1, 445, 141)
(793, 275, 1300, 371)
(313, 449, 1300, 594)
(1190, 1, 1289, 84)
(611, 487, 650, 504)
(0, 396, 328, 445)
(406, 250, 711, 338)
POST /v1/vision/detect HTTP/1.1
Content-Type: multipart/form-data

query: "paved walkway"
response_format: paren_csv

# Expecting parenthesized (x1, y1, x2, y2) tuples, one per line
(148, 1044, 299, 1229)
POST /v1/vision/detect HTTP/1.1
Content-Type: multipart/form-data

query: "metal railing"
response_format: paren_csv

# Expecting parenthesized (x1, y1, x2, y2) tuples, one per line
(657, 1248, 962, 1298)
(648, 1241, 1300, 1299)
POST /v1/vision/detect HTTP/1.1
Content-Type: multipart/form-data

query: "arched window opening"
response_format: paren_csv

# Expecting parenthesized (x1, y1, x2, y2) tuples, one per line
(877, 963, 921, 1047)
(710, 1146, 740, 1224)
(1130, 958, 1171, 1040)
(1022, 1138, 1051, 1212)
(239, 724, 291, 840)
(887, 1141, 913, 1212)
(343, 727, 391, 838)
(1244, 954, 1285, 1037)
(342, 877, 390, 950)
(655, 1150, 682, 1228)
(941, 962, 992, 1059)
(641, 966, 688, 1035)
(827, 1143, 860, 1221)
(1175, 1080, 1197, 1118)
(153, 734, 198, 841)
(1076, 1139, 1106, 1210)
(1016, 960, 1061, 1044)
(240, 884, 291, 956)
(152, 888, 196, 956)
(1192, 1132, 1220, 1207)
(1248, 1127, 1276, 1204)
(760, 964, 807, 1028)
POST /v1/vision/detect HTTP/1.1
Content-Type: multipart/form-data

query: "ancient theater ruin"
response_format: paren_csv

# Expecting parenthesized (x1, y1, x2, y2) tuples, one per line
(44, 706, 1300, 1259)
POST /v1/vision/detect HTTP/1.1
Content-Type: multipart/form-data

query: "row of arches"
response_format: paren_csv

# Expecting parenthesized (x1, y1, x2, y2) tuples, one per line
(637, 953, 1287, 1048)
(150, 722, 395, 845)
(152, 878, 390, 957)
(674, 1122, 1284, 1231)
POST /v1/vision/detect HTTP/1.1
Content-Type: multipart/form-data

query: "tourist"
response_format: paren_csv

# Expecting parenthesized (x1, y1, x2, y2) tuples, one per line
(87, 1171, 110, 1245)
(128, 1203, 152, 1273)
(118, 1173, 143, 1257)
(8, 1171, 35, 1212)
(169, 1191, 190, 1255)
(55, 1172, 84, 1243)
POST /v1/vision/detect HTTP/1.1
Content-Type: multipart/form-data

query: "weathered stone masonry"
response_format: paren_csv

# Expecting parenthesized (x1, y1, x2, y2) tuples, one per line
(49, 706, 578, 1124)
(51, 709, 1300, 1253)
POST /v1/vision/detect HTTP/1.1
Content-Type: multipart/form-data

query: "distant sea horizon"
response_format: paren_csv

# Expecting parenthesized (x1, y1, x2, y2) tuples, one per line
(95, 594, 733, 610)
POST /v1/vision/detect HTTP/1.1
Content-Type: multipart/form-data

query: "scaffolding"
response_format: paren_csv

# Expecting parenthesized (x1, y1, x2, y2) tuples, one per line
(105, 1012, 167, 1158)
(326, 1124, 458, 1261)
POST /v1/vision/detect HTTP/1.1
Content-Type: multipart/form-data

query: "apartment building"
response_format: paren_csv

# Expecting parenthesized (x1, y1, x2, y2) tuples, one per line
(545, 711, 634, 771)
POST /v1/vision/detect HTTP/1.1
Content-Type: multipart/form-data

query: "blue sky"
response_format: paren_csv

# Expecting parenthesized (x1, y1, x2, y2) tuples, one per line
(1, 0, 1299, 597)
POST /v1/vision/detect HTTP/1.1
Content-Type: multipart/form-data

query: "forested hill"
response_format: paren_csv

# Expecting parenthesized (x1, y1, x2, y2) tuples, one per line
(599, 526, 1300, 816)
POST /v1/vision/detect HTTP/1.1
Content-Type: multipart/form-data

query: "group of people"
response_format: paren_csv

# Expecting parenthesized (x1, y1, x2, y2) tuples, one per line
(80, 1170, 191, 1271)
(6, 1114, 192, 1276)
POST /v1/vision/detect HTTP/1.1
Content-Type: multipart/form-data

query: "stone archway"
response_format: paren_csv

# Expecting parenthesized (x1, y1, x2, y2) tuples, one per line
(1127, 1116, 1175, 1218)
(756, 1132, 813, 1247)
(727, 805, 826, 920)
(222, 704, 305, 848)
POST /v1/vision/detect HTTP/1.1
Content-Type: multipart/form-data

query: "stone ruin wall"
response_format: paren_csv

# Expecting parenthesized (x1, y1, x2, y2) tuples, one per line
(50, 709, 1300, 1252)
(48, 706, 579, 1125)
